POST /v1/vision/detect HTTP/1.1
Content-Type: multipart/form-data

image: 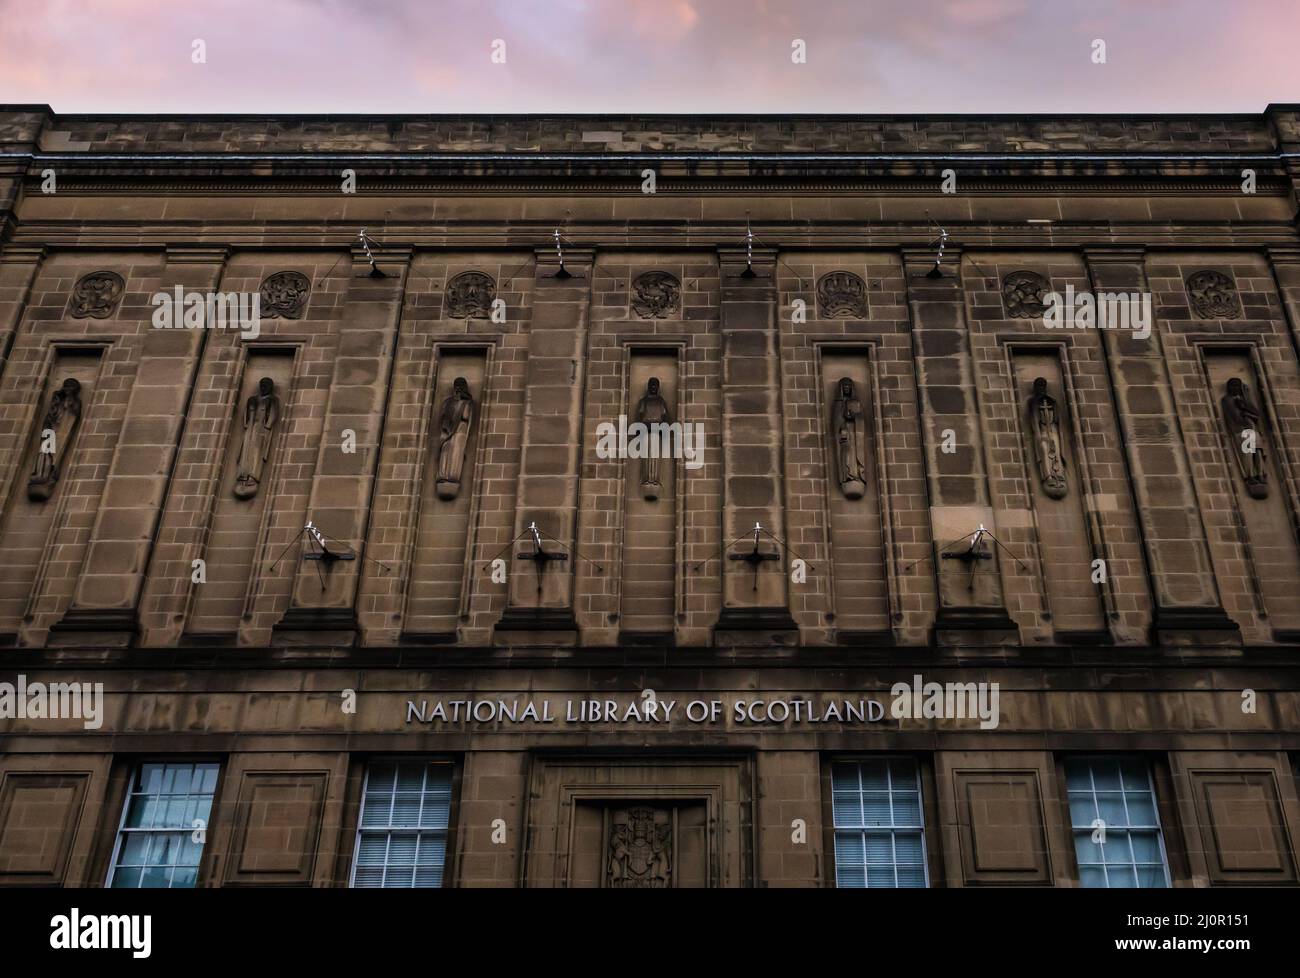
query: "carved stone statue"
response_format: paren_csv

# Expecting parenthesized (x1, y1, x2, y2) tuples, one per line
(831, 377, 867, 500)
(606, 807, 671, 889)
(1220, 377, 1269, 499)
(1028, 377, 1068, 500)
(435, 377, 475, 500)
(636, 377, 671, 501)
(233, 377, 280, 499)
(27, 378, 83, 501)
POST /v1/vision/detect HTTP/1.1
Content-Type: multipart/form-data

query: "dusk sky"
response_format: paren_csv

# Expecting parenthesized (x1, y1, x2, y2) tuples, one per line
(1, 0, 1297, 114)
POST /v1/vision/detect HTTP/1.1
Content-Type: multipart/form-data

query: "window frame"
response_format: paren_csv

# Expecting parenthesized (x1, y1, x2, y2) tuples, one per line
(347, 756, 458, 889)
(1063, 753, 1173, 889)
(825, 755, 934, 889)
(104, 758, 224, 889)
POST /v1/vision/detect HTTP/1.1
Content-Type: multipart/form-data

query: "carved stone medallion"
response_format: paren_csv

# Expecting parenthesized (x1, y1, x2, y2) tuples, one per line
(68, 272, 125, 319)
(816, 271, 867, 319)
(606, 806, 671, 889)
(1002, 271, 1051, 319)
(259, 271, 311, 319)
(445, 271, 497, 319)
(1187, 270, 1241, 319)
(631, 271, 681, 319)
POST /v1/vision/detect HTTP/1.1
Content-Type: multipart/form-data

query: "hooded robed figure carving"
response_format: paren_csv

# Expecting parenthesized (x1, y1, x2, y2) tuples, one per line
(1028, 377, 1069, 500)
(234, 377, 280, 500)
(435, 377, 475, 500)
(1220, 377, 1269, 499)
(636, 376, 672, 500)
(27, 378, 83, 501)
(831, 377, 867, 500)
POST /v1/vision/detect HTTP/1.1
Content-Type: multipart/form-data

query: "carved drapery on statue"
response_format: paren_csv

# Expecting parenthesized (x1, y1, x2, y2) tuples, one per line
(635, 377, 672, 500)
(1028, 377, 1068, 499)
(1187, 270, 1241, 320)
(817, 271, 867, 319)
(68, 272, 125, 319)
(606, 806, 671, 889)
(27, 378, 83, 501)
(233, 377, 281, 499)
(434, 377, 475, 500)
(444, 272, 496, 319)
(830, 377, 867, 500)
(1220, 377, 1269, 499)
(1002, 271, 1051, 319)
(259, 271, 310, 319)
(631, 271, 680, 319)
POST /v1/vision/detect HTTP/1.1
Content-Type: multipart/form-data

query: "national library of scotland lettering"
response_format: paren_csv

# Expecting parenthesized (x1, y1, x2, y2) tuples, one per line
(0, 105, 1298, 888)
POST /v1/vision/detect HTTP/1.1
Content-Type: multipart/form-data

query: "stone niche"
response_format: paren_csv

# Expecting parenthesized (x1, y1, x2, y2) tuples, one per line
(819, 348, 890, 639)
(1009, 349, 1107, 640)
(187, 349, 296, 639)
(1201, 348, 1300, 639)
(0, 349, 102, 641)
(404, 348, 489, 640)
(619, 349, 681, 639)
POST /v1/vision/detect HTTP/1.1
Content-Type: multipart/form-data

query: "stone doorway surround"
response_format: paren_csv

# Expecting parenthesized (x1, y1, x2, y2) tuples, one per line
(520, 754, 753, 888)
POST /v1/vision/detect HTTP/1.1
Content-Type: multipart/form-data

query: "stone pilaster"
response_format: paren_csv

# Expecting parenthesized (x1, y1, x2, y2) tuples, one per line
(1267, 246, 1300, 366)
(273, 246, 410, 644)
(901, 247, 1016, 638)
(1083, 247, 1237, 640)
(495, 246, 594, 637)
(0, 244, 44, 384)
(713, 245, 797, 641)
(53, 246, 228, 641)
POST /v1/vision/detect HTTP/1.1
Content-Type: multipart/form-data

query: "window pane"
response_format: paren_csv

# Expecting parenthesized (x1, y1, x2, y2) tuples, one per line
(110, 762, 219, 889)
(1068, 757, 1168, 888)
(351, 762, 453, 889)
(831, 759, 927, 888)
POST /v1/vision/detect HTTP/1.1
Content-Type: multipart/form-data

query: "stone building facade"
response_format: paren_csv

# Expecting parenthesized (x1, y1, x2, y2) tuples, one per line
(0, 106, 1299, 888)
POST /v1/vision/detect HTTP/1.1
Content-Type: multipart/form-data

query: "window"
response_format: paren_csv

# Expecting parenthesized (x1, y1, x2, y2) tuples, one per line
(831, 758, 928, 887)
(351, 760, 453, 888)
(1066, 756, 1170, 888)
(108, 761, 220, 888)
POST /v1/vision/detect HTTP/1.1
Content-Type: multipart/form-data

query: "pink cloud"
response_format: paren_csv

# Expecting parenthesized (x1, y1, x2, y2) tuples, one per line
(0, 0, 1295, 113)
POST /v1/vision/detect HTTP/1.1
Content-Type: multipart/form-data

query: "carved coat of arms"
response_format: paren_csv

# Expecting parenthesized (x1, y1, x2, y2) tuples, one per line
(607, 806, 671, 888)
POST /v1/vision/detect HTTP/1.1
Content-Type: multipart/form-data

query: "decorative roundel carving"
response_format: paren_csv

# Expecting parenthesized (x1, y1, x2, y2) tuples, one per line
(1002, 271, 1051, 319)
(816, 271, 867, 319)
(1186, 269, 1241, 319)
(631, 271, 681, 319)
(445, 271, 497, 319)
(259, 271, 311, 319)
(68, 271, 125, 319)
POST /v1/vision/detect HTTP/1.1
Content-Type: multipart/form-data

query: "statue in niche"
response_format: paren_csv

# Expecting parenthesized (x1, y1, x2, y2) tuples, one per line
(830, 377, 867, 500)
(636, 377, 672, 500)
(606, 807, 671, 889)
(233, 377, 280, 499)
(1028, 377, 1068, 500)
(1220, 377, 1269, 499)
(434, 377, 475, 500)
(27, 378, 83, 501)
